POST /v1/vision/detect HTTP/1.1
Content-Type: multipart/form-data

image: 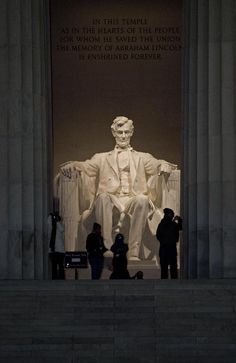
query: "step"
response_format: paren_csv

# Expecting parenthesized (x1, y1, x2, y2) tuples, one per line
(0, 280, 235, 363)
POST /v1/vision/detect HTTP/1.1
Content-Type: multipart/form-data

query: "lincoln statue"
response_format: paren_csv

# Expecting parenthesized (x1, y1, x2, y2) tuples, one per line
(56, 116, 180, 260)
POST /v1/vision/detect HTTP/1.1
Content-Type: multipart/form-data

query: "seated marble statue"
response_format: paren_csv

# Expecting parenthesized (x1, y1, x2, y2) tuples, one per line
(55, 116, 180, 260)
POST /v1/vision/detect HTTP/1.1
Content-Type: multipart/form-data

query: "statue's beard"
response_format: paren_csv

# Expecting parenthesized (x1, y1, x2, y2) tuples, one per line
(116, 140, 131, 149)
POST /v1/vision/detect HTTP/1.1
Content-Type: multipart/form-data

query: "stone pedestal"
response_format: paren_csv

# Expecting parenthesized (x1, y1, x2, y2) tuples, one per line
(65, 258, 161, 280)
(127, 260, 160, 279)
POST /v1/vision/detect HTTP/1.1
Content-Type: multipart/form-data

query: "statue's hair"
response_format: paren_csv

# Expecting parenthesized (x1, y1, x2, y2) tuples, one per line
(111, 116, 134, 133)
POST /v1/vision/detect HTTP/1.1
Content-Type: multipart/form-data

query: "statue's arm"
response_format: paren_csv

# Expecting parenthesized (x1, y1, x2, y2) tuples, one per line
(144, 153, 180, 211)
(60, 154, 100, 178)
(143, 153, 177, 176)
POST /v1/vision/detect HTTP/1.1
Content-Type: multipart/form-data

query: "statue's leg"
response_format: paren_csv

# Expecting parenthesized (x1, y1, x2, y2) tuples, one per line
(95, 193, 114, 249)
(127, 195, 149, 259)
(114, 212, 126, 233)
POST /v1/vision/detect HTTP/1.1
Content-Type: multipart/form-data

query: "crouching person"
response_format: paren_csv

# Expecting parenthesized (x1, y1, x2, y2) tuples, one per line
(110, 234, 130, 279)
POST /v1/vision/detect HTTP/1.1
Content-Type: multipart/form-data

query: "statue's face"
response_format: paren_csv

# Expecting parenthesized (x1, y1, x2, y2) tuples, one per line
(112, 123, 133, 149)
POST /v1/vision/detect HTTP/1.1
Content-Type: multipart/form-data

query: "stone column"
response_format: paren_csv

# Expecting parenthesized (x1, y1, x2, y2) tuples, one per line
(183, 0, 236, 278)
(0, 0, 51, 279)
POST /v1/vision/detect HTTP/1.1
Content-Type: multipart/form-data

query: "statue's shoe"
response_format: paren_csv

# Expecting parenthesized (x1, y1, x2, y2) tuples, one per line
(104, 250, 113, 258)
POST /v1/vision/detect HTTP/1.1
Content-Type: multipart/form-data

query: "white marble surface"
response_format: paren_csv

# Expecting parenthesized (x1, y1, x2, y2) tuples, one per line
(57, 117, 181, 260)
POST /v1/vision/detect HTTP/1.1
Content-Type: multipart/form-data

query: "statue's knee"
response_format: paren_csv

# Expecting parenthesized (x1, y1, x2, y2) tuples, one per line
(96, 192, 109, 202)
(135, 194, 149, 207)
(95, 193, 112, 207)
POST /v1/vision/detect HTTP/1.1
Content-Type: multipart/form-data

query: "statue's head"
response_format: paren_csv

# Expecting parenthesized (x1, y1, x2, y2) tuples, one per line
(111, 116, 134, 149)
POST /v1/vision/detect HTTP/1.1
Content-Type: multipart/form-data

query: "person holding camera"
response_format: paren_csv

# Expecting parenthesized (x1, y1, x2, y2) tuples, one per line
(48, 211, 65, 279)
(156, 208, 182, 279)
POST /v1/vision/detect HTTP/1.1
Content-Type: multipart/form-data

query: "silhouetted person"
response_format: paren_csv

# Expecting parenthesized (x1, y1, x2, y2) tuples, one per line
(86, 223, 108, 280)
(48, 211, 65, 279)
(110, 234, 130, 279)
(131, 270, 144, 279)
(156, 208, 182, 279)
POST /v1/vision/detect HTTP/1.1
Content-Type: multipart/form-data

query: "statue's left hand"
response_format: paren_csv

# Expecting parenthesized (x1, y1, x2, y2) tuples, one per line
(159, 161, 177, 174)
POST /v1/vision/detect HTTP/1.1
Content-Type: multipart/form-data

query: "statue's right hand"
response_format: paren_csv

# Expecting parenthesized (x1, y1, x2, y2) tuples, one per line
(60, 161, 82, 178)
(60, 161, 75, 178)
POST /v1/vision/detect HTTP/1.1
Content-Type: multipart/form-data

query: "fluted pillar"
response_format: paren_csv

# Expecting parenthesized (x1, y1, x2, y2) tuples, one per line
(0, 0, 51, 279)
(183, 0, 236, 278)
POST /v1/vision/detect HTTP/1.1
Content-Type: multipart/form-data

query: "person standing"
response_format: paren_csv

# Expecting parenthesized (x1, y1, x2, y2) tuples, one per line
(48, 211, 65, 279)
(110, 233, 130, 279)
(156, 208, 182, 279)
(86, 223, 108, 280)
